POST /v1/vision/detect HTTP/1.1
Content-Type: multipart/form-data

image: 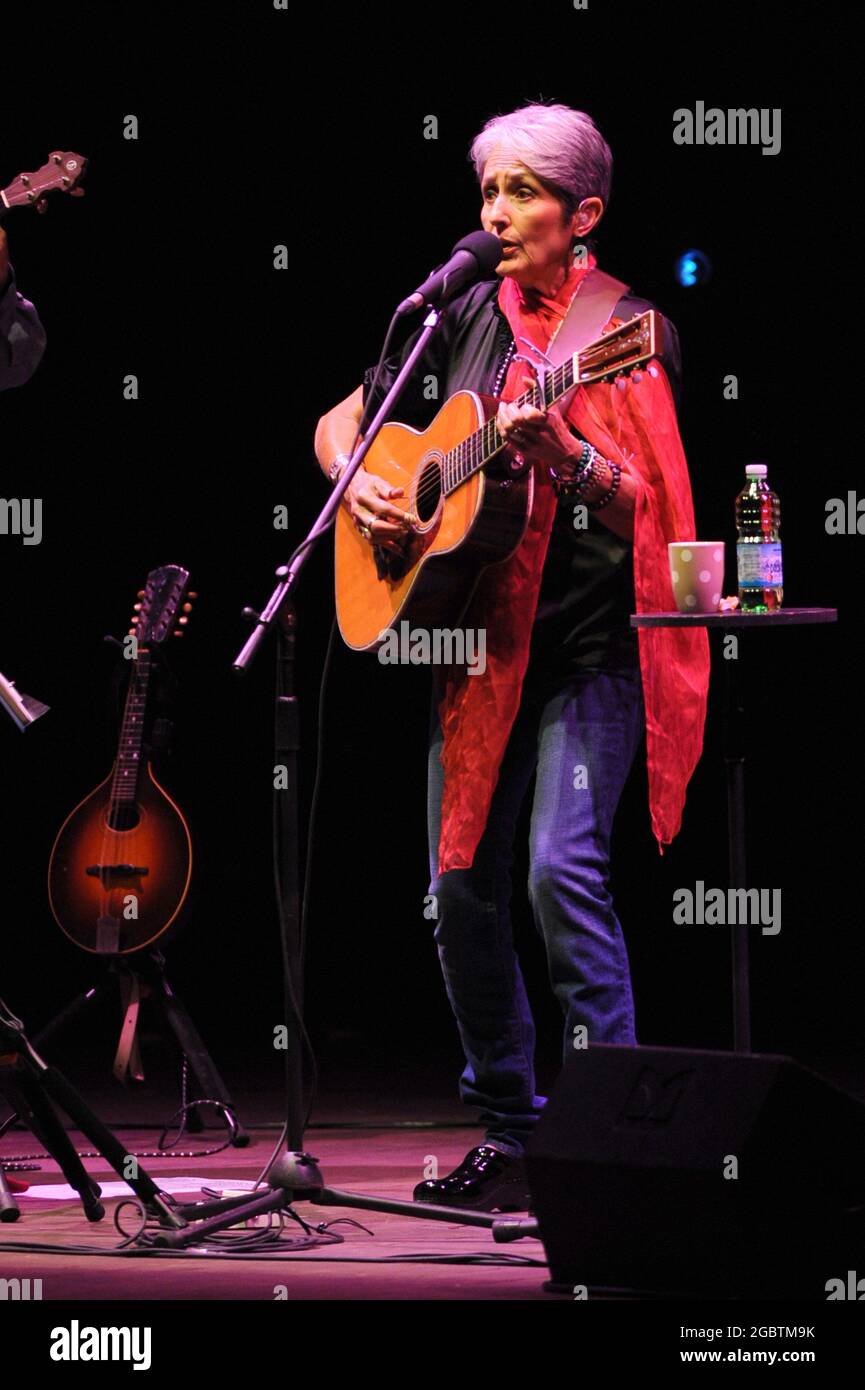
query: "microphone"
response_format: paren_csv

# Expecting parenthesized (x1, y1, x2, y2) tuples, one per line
(396, 231, 503, 316)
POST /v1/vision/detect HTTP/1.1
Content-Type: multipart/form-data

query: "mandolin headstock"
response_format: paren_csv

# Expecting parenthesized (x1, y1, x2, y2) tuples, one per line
(129, 566, 196, 647)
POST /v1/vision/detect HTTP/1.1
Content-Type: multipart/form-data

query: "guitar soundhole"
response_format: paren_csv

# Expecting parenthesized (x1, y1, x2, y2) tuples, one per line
(107, 804, 141, 831)
(415, 457, 442, 524)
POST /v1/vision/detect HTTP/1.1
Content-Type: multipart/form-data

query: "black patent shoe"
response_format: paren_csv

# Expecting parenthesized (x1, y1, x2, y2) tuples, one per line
(412, 1143, 531, 1211)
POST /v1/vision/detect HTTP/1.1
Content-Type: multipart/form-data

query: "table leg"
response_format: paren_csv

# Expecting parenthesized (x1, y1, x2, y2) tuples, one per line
(723, 633, 751, 1052)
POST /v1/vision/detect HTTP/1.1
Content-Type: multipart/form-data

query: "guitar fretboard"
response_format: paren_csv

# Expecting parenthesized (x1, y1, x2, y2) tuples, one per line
(437, 311, 656, 497)
(441, 357, 578, 496)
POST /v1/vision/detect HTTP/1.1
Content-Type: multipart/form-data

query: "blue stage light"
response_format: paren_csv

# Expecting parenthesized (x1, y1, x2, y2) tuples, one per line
(675, 249, 712, 287)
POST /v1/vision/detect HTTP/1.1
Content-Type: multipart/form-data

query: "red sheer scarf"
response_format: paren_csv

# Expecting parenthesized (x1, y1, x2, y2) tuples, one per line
(432, 258, 710, 874)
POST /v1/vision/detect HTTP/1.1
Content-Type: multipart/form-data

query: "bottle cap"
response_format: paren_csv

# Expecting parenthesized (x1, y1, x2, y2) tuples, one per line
(745, 463, 768, 476)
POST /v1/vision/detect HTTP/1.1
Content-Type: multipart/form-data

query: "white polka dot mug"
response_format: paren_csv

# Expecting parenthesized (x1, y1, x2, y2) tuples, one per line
(668, 541, 725, 614)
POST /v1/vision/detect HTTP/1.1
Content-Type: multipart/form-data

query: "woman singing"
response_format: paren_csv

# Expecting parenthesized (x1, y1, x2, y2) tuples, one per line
(315, 102, 709, 1211)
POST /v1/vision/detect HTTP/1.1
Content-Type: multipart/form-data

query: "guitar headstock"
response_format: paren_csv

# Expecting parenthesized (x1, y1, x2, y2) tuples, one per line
(1, 151, 87, 213)
(574, 310, 664, 386)
(129, 566, 196, 647)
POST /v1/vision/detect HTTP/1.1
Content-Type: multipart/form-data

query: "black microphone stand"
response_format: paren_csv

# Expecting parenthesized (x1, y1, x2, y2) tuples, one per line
(158, 302, 538, 1248)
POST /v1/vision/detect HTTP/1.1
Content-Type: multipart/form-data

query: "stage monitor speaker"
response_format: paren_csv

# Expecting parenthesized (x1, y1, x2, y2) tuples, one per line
(524, 1044, 865, 1298)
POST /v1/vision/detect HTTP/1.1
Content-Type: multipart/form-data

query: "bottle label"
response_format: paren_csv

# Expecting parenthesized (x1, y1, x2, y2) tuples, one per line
(737, 541, 783, 587)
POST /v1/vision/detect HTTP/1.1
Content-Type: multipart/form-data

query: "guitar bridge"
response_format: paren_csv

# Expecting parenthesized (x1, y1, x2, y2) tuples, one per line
(86, 864, 150, 880)
(373, 542, 412, 582)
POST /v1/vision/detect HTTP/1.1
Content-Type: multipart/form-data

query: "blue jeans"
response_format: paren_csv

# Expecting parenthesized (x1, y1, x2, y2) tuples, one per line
(426, 665, 646, 1157)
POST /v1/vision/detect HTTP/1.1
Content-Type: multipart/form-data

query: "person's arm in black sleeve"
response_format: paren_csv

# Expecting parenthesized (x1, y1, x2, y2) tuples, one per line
(315, 307, 454, 501)
(0, 228, 47, 390)
(361, 310, 455, 432)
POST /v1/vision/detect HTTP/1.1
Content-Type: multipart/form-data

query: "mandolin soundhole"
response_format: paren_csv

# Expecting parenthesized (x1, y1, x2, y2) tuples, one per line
(414, 456, 442, 524)
(107, 804, 141, 831)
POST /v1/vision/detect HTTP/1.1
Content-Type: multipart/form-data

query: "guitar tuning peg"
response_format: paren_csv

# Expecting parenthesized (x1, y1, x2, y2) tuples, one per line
(182, 602, 193, 613)
(616, 376, 628, 391)
(137, 590, 146, 598)
(188, 591, 199, 600)
(133, 602, 142, 612)
(631, 369, 643, 384)
(173, 630, 185, 638)
(178, 616, 188, 625)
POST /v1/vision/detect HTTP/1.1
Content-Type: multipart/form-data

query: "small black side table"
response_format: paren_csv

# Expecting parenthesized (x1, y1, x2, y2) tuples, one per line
(630, 608, 837, 1053)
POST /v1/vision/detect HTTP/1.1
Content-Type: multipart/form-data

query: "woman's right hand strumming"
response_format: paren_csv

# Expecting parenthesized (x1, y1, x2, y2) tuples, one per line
(316, 383, 416, 555)
(344, 468, 416, 555)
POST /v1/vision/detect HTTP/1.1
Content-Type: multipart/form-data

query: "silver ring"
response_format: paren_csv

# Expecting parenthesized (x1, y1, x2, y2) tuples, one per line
(359, 522, 372, 540)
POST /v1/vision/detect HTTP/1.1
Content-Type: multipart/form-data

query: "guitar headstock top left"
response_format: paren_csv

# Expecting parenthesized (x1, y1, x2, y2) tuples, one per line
(1, 151, 88, 213)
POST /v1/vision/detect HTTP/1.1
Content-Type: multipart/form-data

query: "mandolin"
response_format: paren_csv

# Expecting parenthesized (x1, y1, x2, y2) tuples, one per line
(0, 151, 87, 221)
(48, 566, 195, 955)
(335, 310, 662, 652)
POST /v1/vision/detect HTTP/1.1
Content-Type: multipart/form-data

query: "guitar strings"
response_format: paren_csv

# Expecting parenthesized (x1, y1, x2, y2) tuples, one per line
(371, 404, 529, 516)
(368, 369, 569, 514)
(95, 647, 146, 948)
(96, 659, 135, 922)
(393, 360, 640, 514)
(361, 355, 640, 520)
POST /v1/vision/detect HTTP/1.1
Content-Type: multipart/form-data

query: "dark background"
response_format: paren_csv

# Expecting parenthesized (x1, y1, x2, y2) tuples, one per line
(2, 2, 862, 1123)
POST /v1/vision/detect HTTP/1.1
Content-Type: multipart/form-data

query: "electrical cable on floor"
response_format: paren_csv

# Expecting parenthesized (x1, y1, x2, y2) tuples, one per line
(0, 1234, 547, 1266)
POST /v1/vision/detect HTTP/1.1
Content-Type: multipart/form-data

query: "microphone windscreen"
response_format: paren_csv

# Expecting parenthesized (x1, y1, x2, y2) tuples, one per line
(451, 230, 504, 276)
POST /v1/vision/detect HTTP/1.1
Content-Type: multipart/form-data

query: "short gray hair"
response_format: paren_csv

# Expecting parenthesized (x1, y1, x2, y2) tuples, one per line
(469, 102, 613, 217)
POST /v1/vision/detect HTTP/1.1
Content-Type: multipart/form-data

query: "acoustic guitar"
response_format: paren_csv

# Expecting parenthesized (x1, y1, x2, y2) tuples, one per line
(335, 310, 662, 652)
(48, 566, 195, 955)
(0, 151, 87, 221)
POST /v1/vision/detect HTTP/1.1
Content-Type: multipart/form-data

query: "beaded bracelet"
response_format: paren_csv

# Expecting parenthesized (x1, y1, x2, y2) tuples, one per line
(585, 459, 622, 511)
(552, 454, 603, 499)
(550, 444, 622, 510)
(549, 440, 596, 498)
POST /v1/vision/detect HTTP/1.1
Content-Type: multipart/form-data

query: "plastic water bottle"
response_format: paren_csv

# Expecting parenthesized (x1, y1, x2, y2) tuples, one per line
(736, 463, 783, 612)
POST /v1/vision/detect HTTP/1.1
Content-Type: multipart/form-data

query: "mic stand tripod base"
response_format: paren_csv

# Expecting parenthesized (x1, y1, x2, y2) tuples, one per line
(157, 1150, 541, 1248)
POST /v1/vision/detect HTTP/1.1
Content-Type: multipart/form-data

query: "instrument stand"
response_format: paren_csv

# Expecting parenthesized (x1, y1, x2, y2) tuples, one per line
(0, 993, 185, 1229)
(28, 948, 249, 1146)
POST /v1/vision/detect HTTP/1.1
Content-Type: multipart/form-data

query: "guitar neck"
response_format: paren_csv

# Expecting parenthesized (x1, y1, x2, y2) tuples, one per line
(439, 310, 659, 497)
(441, 357, 582, 497)
(109, 651, 152, 805)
